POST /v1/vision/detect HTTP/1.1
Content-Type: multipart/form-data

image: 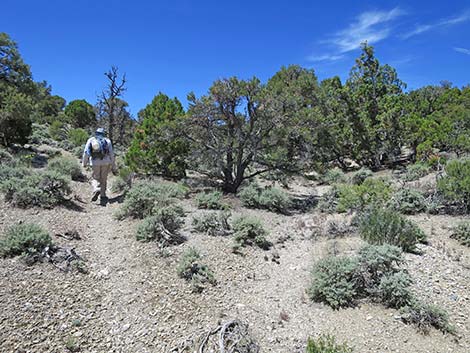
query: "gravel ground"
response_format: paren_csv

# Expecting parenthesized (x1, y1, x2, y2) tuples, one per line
(0, 172, 469, 352)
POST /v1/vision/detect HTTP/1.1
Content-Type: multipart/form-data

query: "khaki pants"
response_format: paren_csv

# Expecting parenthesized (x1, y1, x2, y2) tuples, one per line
(91, 164, 111, 197)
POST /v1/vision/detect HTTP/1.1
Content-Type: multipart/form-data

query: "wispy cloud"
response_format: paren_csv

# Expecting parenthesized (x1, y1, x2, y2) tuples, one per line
(306, 54, 344, 62)
(454, 47, 470, 55)
(328, 7, 405, 53)
(402, 10, 470, 39)
(307, 7, 404, 62)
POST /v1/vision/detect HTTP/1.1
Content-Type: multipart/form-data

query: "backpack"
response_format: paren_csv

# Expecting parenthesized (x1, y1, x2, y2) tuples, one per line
(89, 136, 109, 159)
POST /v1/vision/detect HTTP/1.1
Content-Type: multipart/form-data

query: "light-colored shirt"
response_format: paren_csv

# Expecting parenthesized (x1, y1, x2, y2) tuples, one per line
(82, 137, 115, 167)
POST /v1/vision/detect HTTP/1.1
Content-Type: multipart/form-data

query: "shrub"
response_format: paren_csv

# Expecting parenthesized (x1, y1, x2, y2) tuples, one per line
(350, 168, 373, 185)
(306, 335, 353, 353)
(321, 168, 347, 185)
(359, 207, 426, 253)
(400, 301, 454, 334)
(404, 162, 431, 181)
(0, 148, 14, 165)
(238, 183, 261, 208)
(48, 120, 66, 140)
(319, 179, 392, 214)
(1, 170, 71, 208)
(239, 184, 291, 214)
(450, 222, 470, 246)
(68, 128, 88, 147)
(136, 205, 185, 245)
(177, 247, 215, 292)
(232, 216, 271, 250)
(73, 146, 85, 159)
(378, 272, 414, 308)
(437, 158, 470, 212)
(0, 164, 31, 180)
(48, 156, 83, 181)
(196, 191, 228, 210)
(0, 223, 52, 257)
(192, 211, 231, 236)
(111, 167, 133, 194)
(308, 256, 358, 309)
(356, 244, 403, 284)
(387, 188, 427, 215)
(29, 123, 53, 145)
(116, 181, 187, 219)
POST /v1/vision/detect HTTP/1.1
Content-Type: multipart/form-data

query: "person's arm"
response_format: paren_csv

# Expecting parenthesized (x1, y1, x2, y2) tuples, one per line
(82, 139, 91, 167)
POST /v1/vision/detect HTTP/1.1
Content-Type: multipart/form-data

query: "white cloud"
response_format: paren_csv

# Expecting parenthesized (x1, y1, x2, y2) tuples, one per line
(454, 47, 470, 55)
(306, 7, 404, 62)
(307, 54, 344, 62)
(329, 7, 405, 53)
(402, 10, 470, 39)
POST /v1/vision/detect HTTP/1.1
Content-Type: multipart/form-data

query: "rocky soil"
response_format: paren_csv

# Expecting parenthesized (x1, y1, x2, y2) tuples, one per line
(0, 171, 469, 353)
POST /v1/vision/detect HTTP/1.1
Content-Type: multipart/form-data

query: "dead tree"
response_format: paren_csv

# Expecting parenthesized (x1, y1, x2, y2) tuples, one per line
(99, 66, 126, 143)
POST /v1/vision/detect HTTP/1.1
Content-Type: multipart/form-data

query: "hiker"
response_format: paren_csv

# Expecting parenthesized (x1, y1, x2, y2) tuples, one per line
(82, 128, 116, 202)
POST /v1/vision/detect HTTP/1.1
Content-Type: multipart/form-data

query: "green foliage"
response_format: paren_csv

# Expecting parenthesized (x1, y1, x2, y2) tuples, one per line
(0, 223, 52, 257)
(306, 335, 353, 353)
(177, 247, 215, 292)
(359, 207, 426, 253)
(48, 120, 66, 140)
(48, 156, 83, 181)
(136, 206, 185, 245)
(126, 93, 188, 179)
(232, 216, 271, 249)
(450, 222, 470, 246)
(64, 99, 96, 128)
(404, 162, 431, 181)
(0, 148, 14, 164)
(319, 178, 392, 213)
(0, 164, 31, 180)
(400, 301, 454, 334)
(116, 181, 187, 219)
(350, 168, 373, 185)
(321, 168, 346, 184)
(239, 184, 291, 214)
(1, 169, 71, 208)
(378, 272, 414, 308)
(308, 256, 358, 309)
(195, 191, 228, 210)
(192, 211, 231, 236)
(29, 123, 53, 145)
(68, 128, 88, 147)
(310, 245, 414, 310)
(387, 188, 427, 214)
(437, 158, 470, 212)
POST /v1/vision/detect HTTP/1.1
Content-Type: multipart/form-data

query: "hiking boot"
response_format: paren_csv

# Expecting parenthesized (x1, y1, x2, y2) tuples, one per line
(91, 190, 100, 202)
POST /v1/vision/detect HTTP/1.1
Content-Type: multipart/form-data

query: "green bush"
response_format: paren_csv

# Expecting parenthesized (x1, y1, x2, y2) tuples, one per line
(437, 158, 470, 212)
(0, 148, 14, 165)
(177, 247, 215, 292)
(116, 181, 187, 219)
(450, 222, 470, 246)
(0, 223, 52, 257)
(350, 168, 373, 185)
(48, 120, 66, 140)
(136, 205, 185, 245)
(387, 188, 427, 214)
(196, 191, 227, 210)
(29, 123, 53, 145)
(1, 170, 71, 208)
(239, 184, 291, 214)
(306, 335, 353, 353)
(319, 178, 392, 213)
(308, 256, 358, 309)
(0, 164, 31, 180)
(404, 162, 431, 182)
(232, 216, 271, 250)
(310, 245, 413, 310)
(359, 207, 426, 253)
(68, 128, 88, 147)
(321, 168, 347, 185)
(48, 156, 83, 181)
(400, 301, 454, 334)
(192, 211, 231, 236)
(378, 272, 414, 308)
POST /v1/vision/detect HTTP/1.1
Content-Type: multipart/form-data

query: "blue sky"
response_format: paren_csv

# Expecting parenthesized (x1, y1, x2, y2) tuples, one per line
(4, 0, 470, 115)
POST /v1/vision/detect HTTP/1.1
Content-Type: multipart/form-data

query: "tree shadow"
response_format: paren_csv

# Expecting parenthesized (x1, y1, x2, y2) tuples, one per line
(61, 200, 86, 212)
(290, 193, 319, 214)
